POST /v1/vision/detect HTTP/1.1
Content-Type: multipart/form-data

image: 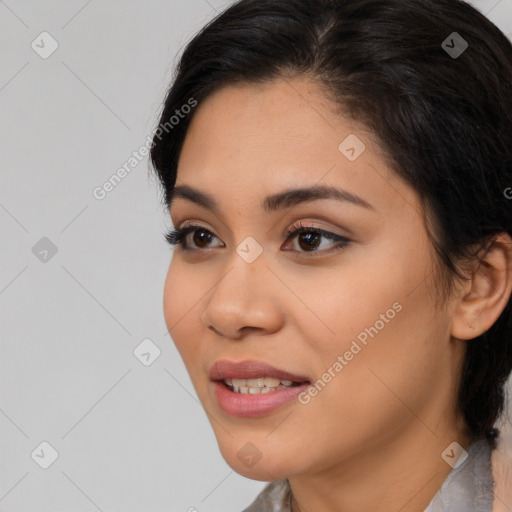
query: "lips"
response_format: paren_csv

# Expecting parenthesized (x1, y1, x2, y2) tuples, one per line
(209, 359, 310, 383)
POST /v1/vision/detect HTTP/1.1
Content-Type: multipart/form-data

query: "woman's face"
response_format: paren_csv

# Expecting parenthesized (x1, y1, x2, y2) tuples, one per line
(163, 77, 468, 481)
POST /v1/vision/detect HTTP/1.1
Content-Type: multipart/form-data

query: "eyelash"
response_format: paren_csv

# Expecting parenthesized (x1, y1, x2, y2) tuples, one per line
(164, 221, 351, 256)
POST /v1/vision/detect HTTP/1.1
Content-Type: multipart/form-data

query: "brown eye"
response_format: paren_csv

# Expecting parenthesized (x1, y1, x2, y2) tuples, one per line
(283, 223, 351, 255)
(165, 224, 223, 250)
(165, 222, 350, 255)
(191, 229, 215, 248)
(297, 231, 321, 251)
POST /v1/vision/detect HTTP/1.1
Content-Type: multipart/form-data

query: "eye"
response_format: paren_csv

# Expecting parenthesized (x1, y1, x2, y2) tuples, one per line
(164, 221, 351, 255)
(164, 223, 224, 250)
(282, 221, 351, 254)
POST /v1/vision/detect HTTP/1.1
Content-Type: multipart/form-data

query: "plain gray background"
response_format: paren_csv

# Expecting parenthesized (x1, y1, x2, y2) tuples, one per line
(1, 1, 511, 511)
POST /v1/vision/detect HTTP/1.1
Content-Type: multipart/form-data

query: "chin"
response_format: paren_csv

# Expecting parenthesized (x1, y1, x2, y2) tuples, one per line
(217, 440, 295, 481)
(228, 458, 290, 482)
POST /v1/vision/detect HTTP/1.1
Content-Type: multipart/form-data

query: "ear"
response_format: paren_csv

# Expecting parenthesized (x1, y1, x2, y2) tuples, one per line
(451, 233, 512, 341)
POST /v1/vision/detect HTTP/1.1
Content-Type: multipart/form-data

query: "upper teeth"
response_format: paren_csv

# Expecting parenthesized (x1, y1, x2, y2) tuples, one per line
(224, 377, 296, 394)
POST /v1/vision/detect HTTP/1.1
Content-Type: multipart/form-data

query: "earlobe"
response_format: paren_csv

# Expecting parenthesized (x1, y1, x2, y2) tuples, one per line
(450, 233, 512, 341)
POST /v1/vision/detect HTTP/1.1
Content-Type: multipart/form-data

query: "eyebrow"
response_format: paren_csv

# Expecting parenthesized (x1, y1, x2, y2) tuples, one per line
(168, 184, 374, 214)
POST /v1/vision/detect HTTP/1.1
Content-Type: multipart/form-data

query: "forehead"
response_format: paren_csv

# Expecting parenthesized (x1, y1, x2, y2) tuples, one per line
(175, 78, 419, 218)
(180, 78, 351, 165)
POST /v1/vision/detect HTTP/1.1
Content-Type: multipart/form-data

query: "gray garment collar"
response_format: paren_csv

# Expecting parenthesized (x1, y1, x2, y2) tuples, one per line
(424, 439, 494, 512)
(242, 439, 494, 512)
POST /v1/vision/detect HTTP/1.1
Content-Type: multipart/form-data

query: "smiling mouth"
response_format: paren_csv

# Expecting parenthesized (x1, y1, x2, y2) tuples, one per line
(222, 377, 308, 394)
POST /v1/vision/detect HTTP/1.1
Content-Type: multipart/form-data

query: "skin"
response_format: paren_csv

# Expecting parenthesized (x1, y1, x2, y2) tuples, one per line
(163, 77, 512, 512)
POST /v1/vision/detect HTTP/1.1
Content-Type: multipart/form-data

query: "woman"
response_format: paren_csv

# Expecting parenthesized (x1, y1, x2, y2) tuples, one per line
(150, 0, 512, 510)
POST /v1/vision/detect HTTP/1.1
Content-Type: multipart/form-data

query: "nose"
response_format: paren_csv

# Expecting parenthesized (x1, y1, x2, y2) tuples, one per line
(200, 255, 284, 340)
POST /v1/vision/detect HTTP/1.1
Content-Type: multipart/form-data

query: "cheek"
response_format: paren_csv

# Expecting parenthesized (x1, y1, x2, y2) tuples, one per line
(287, 304, 446, 475)
(282, 255, 411, 366)
(283, 223, 429, 342)
(292, 242, 445, 426)
(163, 260, 203, 362)
(163, 261, 182, 335)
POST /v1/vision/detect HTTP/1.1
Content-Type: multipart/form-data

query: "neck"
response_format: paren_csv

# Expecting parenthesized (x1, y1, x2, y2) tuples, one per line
(289, 417, 471, 512)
